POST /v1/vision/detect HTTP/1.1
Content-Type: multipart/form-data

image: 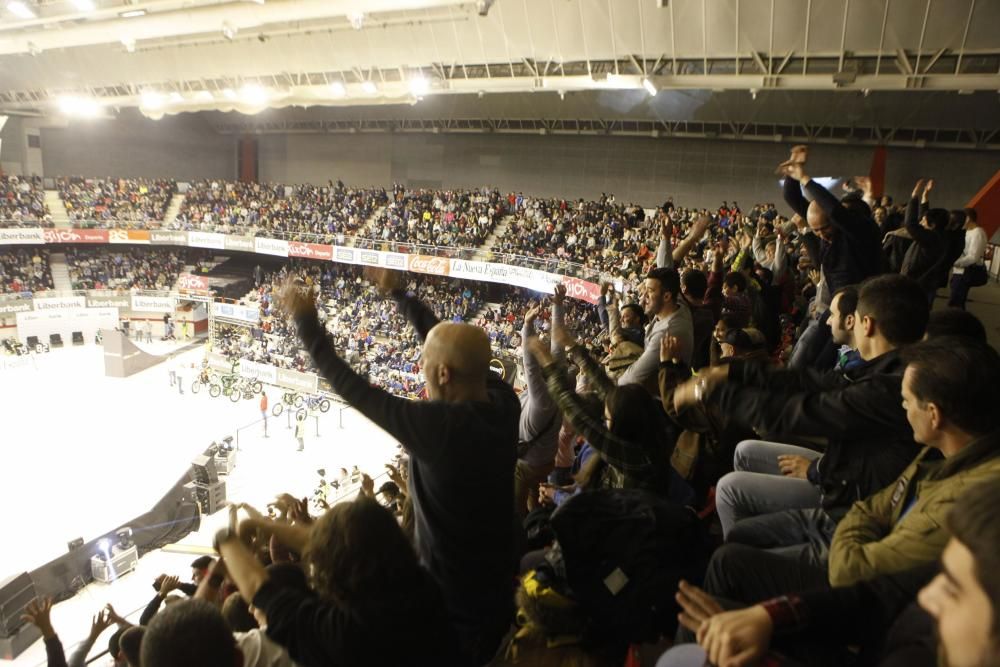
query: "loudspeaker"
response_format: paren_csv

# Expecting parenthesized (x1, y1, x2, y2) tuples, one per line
(0, 572, 37, 638)
(0, 622, 41, 660)
(67, 537, 84, 552)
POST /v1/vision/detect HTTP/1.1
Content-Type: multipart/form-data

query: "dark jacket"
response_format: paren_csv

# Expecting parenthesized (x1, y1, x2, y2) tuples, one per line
(715, 351, 921, 520)
(783, 178, 883, 295)
(899, 197, 946, 291)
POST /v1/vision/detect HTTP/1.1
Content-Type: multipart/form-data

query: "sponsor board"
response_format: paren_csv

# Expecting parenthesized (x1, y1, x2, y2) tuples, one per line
(560, 275, 601, 304)
(42, 228, 109, 244)
(288, 242, 334, 261)
(211, 302, 260, 323)
(131, 295, 176, 313)
(150, 230, 188, 245)
(357, 250, 380, 266)
(333, 247, 356, 264)
(109, 229, 152, 244)
(0, 299, 33, 314)
(384, 252, 408, 269)
(276, 368, 319, 394)
(449, 259, 558, 293)
(0, 228, 45, 245)
(33, 296, 87, 311)
(408, 254, 450, 276)
(86, 294, 131, 309)
(224, 235, 255, 252)
(176, 273, 210, 291)
(239, 359, 277, 385)
(187, 231, 226, 250)
(254, 237, 289, 257)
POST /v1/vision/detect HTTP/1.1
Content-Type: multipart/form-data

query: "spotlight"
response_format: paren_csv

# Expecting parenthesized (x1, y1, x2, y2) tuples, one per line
(641, 77, 658, 97)
(409, 75, 430, 96)
(239, 82, 269, 106)
(347, 11, 364, 30)
(361, 80, 377, 94)
(328, 81, 346, 97)
(116, 527, 133, 550)
(7, 1, 36, 19)
(121, 37, 136, 52)
(222, 22, 237, 40)
(56, 95, 102, 118)
(140, 90, 164, 109)
(168, 92, 183, 104)
(222, 87, 237, 100)
(194, 90, 214, 102)
(70, 0, 95, 10)
(118, 8, 146, 17)
(96, 538, 111, 561)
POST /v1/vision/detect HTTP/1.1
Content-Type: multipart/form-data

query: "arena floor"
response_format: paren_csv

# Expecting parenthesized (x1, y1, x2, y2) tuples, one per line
(1, 339, 400, 667)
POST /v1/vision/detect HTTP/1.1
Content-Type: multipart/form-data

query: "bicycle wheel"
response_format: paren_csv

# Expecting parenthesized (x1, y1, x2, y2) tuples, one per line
(209, 384, 221, 398)
(209, 371, 221, 384)
(272, 404, 284, 417)
(295, 408, 308, 422)
(292, 394, 304, 408)
(230, 389, 241, 403)
(251, 380, 263, 394)
(318, 399, 330, 413)
(191, 380, 202, 394)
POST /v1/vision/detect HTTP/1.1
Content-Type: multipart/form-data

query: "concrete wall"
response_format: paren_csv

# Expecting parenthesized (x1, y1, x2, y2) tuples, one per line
(259, 132, 998, 211)
(39, 110, 235, 181)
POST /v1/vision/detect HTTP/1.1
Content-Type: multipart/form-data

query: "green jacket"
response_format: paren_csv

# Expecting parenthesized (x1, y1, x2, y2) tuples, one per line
(829, 429, 1000, 587)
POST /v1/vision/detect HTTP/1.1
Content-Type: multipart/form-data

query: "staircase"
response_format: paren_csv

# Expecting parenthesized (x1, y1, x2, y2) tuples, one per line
(473, 215, 514, 260)
(163, 193, 186, 226)
(48, 252, 73, 290)
(44, 191, 71, 228)
(348, 205, 386, 247)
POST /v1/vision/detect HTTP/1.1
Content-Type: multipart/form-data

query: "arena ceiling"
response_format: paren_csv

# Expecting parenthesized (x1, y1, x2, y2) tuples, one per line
(0, 0, 998, 147)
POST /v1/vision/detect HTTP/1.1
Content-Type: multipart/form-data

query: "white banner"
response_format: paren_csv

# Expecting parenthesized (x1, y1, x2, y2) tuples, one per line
(187, 231, 226, 250)
(131, 295, 176, 313)
(211, 302, 260, 323)
(0, 227, 45, 244)
(238, 359, 278, 384)
(448, 259, 560, 293)
(33, 296, 87, 311)
(254, 237, 289, 257)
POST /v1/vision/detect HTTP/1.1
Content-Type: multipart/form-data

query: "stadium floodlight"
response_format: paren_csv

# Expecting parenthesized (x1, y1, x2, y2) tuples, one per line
(118, 8, 146, 17)
(140, 90, 165, 109)
(641, 77, 658, 97)
(221, 87, 237, 100)
(328, 81, 346, 97)
(239, 82, 269, 106)
(7, 1, 36, 19)
(409, 75, 430, 97)
(56, 95, 102, 118)
(194, 90, 214, 102)
(347, 11, 364, 30)
(361, 80, 377, 94)
(70, 0, 95, 10)
(168, 92, 183, 104)
(121, 37, 136, 52)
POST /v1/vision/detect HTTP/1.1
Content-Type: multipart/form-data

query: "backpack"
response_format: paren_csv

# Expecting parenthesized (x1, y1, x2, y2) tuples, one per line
(544, 489, 707, 644)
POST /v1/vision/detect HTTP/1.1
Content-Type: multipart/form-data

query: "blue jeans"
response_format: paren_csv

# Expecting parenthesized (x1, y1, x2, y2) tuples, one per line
(716, 440, 822, 538)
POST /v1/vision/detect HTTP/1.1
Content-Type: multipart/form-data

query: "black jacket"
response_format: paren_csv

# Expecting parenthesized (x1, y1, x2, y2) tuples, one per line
(715, 351, 922, 520)
(783, 178, 883, 295)
(899, 197, 947, 291)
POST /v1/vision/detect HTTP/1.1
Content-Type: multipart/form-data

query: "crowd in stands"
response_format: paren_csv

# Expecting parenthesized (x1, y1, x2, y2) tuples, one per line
(65, 248, 186, 290)
(0, 248, 52, 294)
(173, 180, 384, 239)
(0, 175, 51, 226)
(58, 177, 176, 225)
(17, 144, 1000, 667)
(361, 184, 507, 247)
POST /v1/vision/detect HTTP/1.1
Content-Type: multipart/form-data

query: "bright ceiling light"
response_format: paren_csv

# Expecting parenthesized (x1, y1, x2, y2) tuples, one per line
(168, 92, 183, 104)
(119, 8, 146, 18)
(7, 1, 36, 19)
(194, 90, 214, 102)
(361, 80, 377, 94)
(56, 95, 102, 118)
(328, 81, 346, 97)
(409, 76, 430, 96)
(239, 82, 269, 106)
(347, 11, 365, 30)
(641, 77, 658, 97)
(222, 22, 237, 40)
(221, 87, 237, 100)
(121, 37, 136, 52)
(70, 0, 95, 10)
(140, 90, 164, 109)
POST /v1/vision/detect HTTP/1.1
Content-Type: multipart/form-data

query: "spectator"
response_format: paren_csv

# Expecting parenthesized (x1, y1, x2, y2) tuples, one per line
(948, 207, 989, 309)
(140, 600, 239, 667)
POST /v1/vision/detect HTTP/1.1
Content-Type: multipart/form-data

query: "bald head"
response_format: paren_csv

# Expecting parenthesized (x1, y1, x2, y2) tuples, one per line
(807, 201, 835, 242)
(422, 322, 492, 401)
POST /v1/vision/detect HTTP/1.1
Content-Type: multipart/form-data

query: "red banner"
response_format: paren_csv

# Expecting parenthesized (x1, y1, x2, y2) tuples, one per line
(560, 275, 601, 304)
(176, 273, 209, 291)
(109, 229, 152, 244)
(288, 242, 334, 261)
(42, 228, 110, 244)
(407, 254, 451, 276)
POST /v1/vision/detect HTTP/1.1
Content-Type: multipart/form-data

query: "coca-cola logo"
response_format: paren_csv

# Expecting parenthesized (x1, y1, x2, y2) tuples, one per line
(408, 255, 450, 276)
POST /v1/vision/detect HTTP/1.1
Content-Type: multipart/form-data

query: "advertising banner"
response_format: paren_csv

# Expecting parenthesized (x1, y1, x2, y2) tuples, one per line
(109, 229, 151, 244)
(238, 359, 277, 385)
(0, 298, 33, 314)
(33, 296, 87, 311)
(0, 228, 45, 245)
(254, 237, 289, 257)
(211, 302, 260, 323)
(131, 294, 176, 313)
(224, 235, 255, 252)
(332, 247, 356, 265)
(276, 368, 319, 394)
(176, 274, 210, 291)
(86, 294, 132, 310)
(408, 254, 451, 276)
(42, 228, 109, 244)
(559, 275, 601, 305)
(383, 252, 409, 270)
(187, 231, 226, 250)
(288, 242, 334, 261)
(150, 230, 188, 245)
(448, 259, 559, 293)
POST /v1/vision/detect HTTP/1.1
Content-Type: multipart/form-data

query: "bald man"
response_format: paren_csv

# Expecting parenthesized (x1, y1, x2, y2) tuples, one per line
(280, 270, 519, 666)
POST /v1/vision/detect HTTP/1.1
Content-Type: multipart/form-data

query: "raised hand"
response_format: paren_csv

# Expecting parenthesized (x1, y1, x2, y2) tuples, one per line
(661, 218, 674, 240)
(911, 179, 926, 199)
(158, 575, 181, 596)
(659, 335, 683, 363)
(276, 275, 317, 320)
(552, 283, 567, 306)
(88, 609, 113, 640)
(924, 179, 934, 193)
(550, 316, 576, 350)
(21, 597, 55, 638)
(361, 474, 375, 497)
(854, 176, 873, 198)
(525, 335, 555, 367)
(691, 214, 712, 239)
(789, 145, 808, 164)
(363, 266, 401, 295)
(104, 604, 127, 627)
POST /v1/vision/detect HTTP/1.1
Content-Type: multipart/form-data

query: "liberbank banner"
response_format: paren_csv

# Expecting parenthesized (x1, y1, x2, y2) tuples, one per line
(0, 228, 602, 304)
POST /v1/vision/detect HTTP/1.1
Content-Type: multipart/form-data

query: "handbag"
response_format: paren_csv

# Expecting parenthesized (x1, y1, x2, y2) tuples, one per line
(965, 264, 989, 287)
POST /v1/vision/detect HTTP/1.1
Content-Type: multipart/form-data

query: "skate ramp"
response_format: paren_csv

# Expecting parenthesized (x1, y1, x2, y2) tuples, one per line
(103, 330, 165, 377)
